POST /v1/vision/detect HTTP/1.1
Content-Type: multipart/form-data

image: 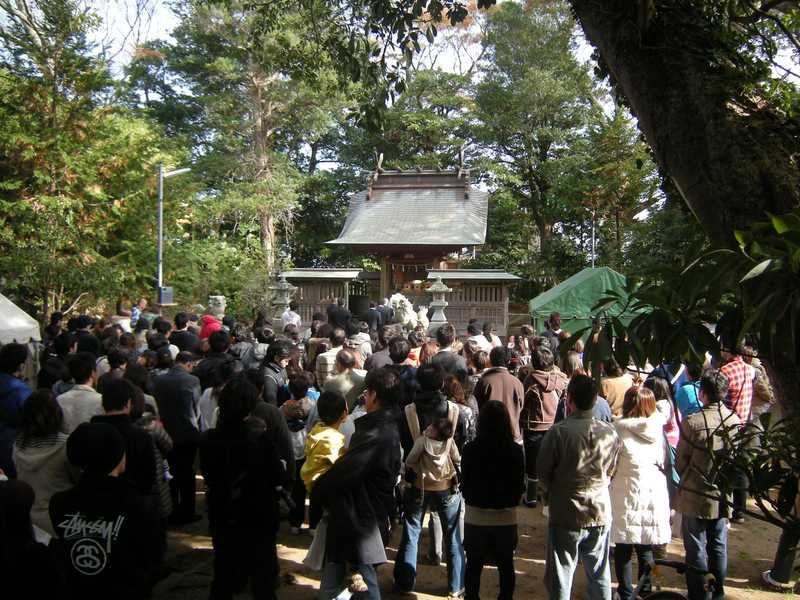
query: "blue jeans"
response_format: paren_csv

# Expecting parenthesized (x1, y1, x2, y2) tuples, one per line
(394, 487, 465, 595)
(682, 515, 727, 600)
(319, 562, 380, 600)
(545, 524, 612, 600)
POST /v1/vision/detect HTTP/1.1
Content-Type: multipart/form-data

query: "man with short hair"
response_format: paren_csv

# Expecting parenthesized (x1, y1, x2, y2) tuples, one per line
(467, 320, 492, 353)
(96, 348, 130, 395)
(131, 297, 148, 327)
(363, 301, 383, 332)
(0, 343, 32, 478)
(364, 325, 395, 371)
(153, 351, 202, 525)
(92, 378, 157, 496)
(324, 349, 366, 408)
(194, 330, 239, 391)
(313, 368, 403, 600)
(56, 351, 104, 434)
(395, 362, 466, 598)
(541, 312, 562, 354)
(676, 369, 740, 600)
(282, 300, 302, 330)
(521, 344, 568, 507)
(75, 314, 102, 357)
(431, 323, 468, 384)
(170, 312, 201, 353)
(474, 346, 525, 444)
(263, 341, 291, 406)
(537, 374, 620, 600)
(386, 337, 419, 408)
(38, 331, 77, 391)
(327, 298, 352, 330)
(316, 328, 347, 387)
(50, 422, 159, 599)
(719, 347, 754, 523)
(376, 298, 394, 326)
(675, 362, 704, 418)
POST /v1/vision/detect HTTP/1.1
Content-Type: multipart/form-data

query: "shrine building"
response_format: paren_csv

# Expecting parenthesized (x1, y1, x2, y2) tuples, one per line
(281, 166, 520, 335)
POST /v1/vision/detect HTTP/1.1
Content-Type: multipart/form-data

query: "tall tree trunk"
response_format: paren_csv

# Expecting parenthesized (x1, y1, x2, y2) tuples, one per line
(534, 216, 552, 255)
(569, 0, 800, 247)
(260, 211, 275, 274)
(569, 0, 800, 408)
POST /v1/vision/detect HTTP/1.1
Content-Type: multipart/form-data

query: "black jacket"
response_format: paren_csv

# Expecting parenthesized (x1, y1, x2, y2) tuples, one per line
(199, 422, 287, 533)
(251, 400, 295, 483)
(376, 305, 394, 325)
(386, 363, 419, 408)
(75, 330, 101, 357)
(431, 350, 469, 384)
(311, 408, 401, 562)
(364, 348, 392, 371)
(38, 355, 68, 391)
(327, 306, 352, 330)
(363, 308, 382, 331)
(49, 474, 160, 600)
(91, 414, 157, 496)
(262, 362, 288, 406)
(194, 352, 241, 391)
(461, 437, 525, 510)
(152, 366, 201, 446)
(169, 329, 200, 353)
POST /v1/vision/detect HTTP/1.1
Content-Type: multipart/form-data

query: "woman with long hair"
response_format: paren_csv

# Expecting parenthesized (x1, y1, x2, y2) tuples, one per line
(511, 325, 534, 365)
(418, 341, 440, 365)
(610, 386, 671, 600)
(461, 400, 524, 600)
(644, 376, 680, 449)
(444, 375, 478, 443)
(13, 390, 77, 535)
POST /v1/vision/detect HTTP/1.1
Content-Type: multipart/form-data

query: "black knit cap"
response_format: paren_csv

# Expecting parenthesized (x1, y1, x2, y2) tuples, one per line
(67, 422, 125, 475)
(0, 480, 35, 536)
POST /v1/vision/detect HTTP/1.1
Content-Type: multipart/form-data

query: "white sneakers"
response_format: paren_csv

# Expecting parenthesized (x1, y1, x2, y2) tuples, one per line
(762, 569, 793, 591)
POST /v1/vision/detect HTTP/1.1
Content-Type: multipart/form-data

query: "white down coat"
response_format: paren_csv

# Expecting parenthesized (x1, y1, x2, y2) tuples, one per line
(610, 413, 671, 545)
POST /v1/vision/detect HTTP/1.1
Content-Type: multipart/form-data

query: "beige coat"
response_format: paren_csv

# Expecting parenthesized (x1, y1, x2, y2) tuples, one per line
(675, 401, 740, 519)
(537, 409, 620, 529)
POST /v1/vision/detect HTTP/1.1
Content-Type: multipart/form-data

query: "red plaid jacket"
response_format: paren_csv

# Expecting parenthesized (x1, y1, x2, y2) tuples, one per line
(720, 355, 753, 423)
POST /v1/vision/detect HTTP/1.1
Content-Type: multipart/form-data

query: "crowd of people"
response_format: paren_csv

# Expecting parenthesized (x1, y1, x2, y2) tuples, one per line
(0, 301, 792, 600)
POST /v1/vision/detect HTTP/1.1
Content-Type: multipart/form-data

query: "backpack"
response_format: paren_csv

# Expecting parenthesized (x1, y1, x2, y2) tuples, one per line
(404, 401, 460, 488)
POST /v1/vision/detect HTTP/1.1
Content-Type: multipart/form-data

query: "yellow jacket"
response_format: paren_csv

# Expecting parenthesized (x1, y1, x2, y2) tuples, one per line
(301, 422, 346, 493)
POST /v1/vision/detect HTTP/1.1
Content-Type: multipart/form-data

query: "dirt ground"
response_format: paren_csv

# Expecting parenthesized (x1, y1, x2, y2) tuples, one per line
(153, 491, 797, 600)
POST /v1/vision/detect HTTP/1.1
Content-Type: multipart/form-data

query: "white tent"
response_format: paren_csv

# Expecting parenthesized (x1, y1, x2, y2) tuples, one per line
(0, 293, 41, 345)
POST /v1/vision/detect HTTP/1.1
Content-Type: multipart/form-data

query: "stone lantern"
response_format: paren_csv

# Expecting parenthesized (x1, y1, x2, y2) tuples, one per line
(207, 295, 226, 320)
(427, 276, 452, 335)
(269, 274, 297, 323)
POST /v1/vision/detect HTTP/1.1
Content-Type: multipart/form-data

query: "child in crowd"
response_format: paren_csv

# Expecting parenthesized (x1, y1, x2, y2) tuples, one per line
(283, 373, 316, 534)
(300, 391, 367, 593)
(300, 390, 348, 493)
(405, 417, 461, 491)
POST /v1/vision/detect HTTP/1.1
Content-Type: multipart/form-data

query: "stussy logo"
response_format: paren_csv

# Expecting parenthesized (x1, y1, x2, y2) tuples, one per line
(57, 512, 125, 576)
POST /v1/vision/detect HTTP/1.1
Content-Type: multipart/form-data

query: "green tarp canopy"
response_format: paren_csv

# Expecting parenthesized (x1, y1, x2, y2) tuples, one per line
(528, 267, 636, 334)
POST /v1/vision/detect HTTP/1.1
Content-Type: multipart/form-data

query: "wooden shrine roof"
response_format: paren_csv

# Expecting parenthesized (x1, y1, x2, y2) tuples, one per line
(327, 169, 488, 247)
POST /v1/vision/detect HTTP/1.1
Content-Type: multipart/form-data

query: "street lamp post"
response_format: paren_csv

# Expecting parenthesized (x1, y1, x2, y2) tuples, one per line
(157, 164, 191, 306)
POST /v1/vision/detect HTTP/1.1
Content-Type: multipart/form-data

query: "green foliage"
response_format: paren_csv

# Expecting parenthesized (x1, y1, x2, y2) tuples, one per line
(474, 1, 596, 254)
(0, 1, 185, 317)
(556, 210, 800, 528)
